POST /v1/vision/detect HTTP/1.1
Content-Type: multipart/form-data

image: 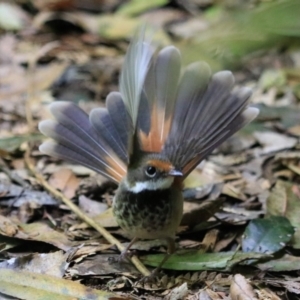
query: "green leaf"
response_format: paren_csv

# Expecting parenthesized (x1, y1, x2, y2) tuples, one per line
(253, 0, 300, 37)
(242, 103, 300, 134)
(259, 69, 286, 90)
(97, 14, 139, 39)
(179, 0, 300, 68)
(0, 133, 44, 153)
(141, 250, 269, 271)
(266, 180, 300, 249)
(242, 216, 294, 253)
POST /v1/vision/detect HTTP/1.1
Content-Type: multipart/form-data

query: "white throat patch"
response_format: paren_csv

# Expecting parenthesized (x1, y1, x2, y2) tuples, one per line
(126, 177, 174, 194)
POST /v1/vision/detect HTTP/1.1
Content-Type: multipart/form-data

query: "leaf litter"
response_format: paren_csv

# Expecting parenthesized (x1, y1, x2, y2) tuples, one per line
(1, 1, 300, 299)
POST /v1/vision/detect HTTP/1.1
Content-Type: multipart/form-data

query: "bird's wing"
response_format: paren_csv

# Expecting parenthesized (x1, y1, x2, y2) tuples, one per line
(161, 62, 259, 179)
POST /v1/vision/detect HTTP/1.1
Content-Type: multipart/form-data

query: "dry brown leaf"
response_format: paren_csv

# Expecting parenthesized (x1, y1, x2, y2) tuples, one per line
(0, 215, 19, 236)
(69, 253, 138, 276)
(230, 274, 257, 300)
(0, 218, 77, 251)
(0, 251, 67, 278)
(181, 198, 224, 227)
(287, 124, 300, 136)
(67, 243, 113, 263)
(222, 182, 247, 201)
(257, 288, 282, 300)
(92, 207, 118, 228)
(185, 161, 224, 188)
(201, 229, 219, 253)
(266, 278, 300, 295)
(205, 288, 228, 299)
(78, 195, 108, 216)
(48, 167, 79, 199)
(0, 62, 66, 100)
(254, 131, 297, 154)
(213, 233, 237, 253)
(166, 282, 188, 300)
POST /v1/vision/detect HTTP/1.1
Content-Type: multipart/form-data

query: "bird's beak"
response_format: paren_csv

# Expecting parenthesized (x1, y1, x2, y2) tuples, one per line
(168, 169, 183, 177)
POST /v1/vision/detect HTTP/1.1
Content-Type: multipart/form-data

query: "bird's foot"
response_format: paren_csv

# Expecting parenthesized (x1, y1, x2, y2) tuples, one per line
(138, 268, 162, 284)
(118, 249, 134, 262)
(109, 249, 137, 263)
(109, 237, 139, 263)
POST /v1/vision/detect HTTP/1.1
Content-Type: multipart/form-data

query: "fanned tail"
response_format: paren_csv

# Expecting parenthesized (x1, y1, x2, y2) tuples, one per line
(39, 102, 127, 183)
(39, 29, 259, 183)
(162, 64, 259, 178)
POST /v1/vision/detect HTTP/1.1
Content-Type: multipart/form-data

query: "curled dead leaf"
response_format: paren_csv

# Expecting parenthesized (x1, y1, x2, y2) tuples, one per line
(230, 274, 257, 300)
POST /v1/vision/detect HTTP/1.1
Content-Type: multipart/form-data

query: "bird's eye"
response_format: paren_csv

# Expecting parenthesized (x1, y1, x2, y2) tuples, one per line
(145, 166, 157, 178)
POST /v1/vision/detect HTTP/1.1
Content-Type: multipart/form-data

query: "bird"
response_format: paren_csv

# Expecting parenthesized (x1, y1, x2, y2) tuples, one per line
(38, 29, 259, 274)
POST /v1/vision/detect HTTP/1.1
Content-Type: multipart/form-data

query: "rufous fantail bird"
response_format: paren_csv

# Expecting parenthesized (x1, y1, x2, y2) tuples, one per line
(39, 29, 259, 273)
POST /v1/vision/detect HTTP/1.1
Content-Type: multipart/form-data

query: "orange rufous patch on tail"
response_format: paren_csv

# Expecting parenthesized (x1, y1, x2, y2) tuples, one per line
(139, 103, 172, 153)
(105, 155, 127, 183)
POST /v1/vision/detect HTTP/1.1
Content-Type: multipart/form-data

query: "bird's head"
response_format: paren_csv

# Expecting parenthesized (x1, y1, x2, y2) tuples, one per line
(124, 154, 182, 193)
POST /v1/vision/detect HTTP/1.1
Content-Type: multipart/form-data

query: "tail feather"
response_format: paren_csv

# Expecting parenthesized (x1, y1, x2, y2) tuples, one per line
(119, 29, 153, 127)
(39, 102, 126, 183)
(181, 107, 259, 176)
(106, 92, 133, 154)
(163, 65, 259, 177)
(39, 120, 100, 158)
(138, 45, 181, 153)
(89, 108, 128, 163)
(49, 102, 118, 160)
(170, 62, 211, 140)
(190, 71, 235, 135)
(39, 141, 123, 182)
(154, 46, 181, 142)
(90, 91, 132, 164)
(200, 89, 250, 139)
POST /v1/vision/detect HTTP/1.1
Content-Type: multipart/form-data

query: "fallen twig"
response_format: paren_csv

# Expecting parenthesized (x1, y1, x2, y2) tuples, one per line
(24, 144, 150, 276)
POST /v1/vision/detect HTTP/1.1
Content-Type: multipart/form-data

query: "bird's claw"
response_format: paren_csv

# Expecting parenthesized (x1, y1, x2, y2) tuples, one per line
(109, 249, 136, 264)
(118, 249, 133, 262)
(138, 268, 161, 284)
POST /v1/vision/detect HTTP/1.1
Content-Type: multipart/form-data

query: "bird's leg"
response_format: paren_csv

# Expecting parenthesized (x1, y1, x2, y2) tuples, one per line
(140, 237, 176, 282)
(152, 237, 175, 275)
(118, 237, 139, 262)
